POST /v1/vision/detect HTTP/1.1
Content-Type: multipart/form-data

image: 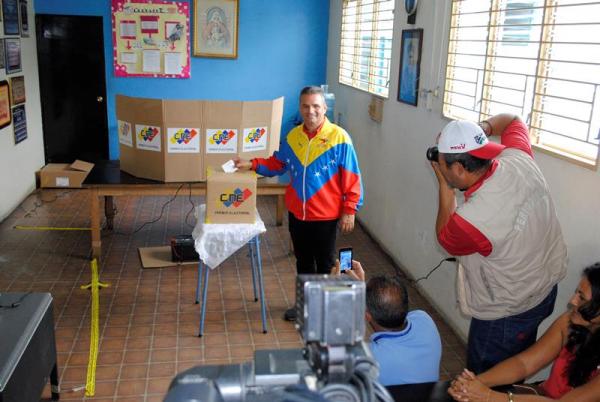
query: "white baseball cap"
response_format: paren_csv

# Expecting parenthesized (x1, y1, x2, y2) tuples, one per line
(438, 120, 505, 160)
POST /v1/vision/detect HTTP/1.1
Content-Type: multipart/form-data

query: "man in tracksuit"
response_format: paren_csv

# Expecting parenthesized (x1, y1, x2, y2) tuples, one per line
(235, 86, 363, 321)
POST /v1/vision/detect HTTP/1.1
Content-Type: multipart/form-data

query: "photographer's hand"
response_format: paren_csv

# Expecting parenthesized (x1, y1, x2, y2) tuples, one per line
(330, 260, 365, 282)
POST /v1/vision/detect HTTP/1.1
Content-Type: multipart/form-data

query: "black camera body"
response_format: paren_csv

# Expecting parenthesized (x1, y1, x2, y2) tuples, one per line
(426, 146, 439, 162)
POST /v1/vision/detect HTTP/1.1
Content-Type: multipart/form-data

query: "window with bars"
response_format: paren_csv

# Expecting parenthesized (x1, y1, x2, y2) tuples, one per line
(444, 0, 600, 167)
(339, 0, 395, 98)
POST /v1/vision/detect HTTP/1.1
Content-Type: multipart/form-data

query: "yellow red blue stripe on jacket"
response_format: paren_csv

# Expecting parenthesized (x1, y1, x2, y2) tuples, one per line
(253, 119, 363, 221)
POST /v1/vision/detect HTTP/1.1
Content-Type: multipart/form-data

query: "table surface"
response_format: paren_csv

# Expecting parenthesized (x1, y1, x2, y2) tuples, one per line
(83, 160, 290, 187)
(387, 381, 453, 402)
(0, 293, 53, 390)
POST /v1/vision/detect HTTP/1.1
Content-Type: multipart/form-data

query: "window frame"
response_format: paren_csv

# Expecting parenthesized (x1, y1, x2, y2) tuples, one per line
(338, 0, 396, 98)
(442, 0, 600, 169)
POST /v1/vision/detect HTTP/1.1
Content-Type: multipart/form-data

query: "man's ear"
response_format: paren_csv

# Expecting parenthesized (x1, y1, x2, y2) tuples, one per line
(450, 160, 466, 178)
(365, 311, 373, 323)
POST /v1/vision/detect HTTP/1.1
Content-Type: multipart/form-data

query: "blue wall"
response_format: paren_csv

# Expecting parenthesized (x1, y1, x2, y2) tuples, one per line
(34, 0, 330, 159)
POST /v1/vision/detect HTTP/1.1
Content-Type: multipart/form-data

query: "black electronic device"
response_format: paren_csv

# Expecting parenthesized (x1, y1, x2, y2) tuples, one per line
(339, 247, 353, 273)
(426, 146, 439, 162)
(170, 235, 200, 263)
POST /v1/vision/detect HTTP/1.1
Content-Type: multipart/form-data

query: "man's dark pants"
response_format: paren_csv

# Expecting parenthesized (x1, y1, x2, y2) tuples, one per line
(288, 212, 338, 274)
(467, 285, 557, 374)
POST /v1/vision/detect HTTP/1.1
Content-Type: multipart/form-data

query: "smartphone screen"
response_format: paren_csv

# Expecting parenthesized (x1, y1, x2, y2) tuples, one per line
(339, 248, 353, 272)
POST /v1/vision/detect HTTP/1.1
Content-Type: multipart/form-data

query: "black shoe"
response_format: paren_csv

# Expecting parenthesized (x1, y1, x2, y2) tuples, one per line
(284, 307, 297, 322)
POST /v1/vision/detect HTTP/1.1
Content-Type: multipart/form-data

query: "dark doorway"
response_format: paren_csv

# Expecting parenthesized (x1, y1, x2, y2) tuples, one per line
(36, 14, 109, 163)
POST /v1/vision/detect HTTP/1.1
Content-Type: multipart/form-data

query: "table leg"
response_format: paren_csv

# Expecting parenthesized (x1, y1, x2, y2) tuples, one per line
(50, 362, 60, 400)
(249, 243, 258, 302)
(90, 189, 101, 259)
(276, 195, 284, 226)
(104, 196, 115, 231)
(254, 236, 268, 334)
(198, 264, 210, 337)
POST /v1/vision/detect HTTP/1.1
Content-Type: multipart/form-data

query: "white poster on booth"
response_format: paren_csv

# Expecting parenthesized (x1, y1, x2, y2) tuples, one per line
(206, 129, 238, 153)
(167, 127, 200, 153)
(118, 120, 133, 147)
(242, 127, 268, 152)
(135, 124, 162, 152)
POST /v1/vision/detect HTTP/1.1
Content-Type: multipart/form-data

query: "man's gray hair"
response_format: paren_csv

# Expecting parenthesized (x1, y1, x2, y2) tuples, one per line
(299, 86, 325, 102)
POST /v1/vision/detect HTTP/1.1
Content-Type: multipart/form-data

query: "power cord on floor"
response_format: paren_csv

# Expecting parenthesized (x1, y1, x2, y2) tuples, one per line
(412, 257, 457, 285)
(131, 183, 186, 234)
(184, 183, 197, 229)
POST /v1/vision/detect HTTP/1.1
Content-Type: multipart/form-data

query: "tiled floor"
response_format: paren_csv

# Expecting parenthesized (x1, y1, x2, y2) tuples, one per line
(0, 189, 466, 401)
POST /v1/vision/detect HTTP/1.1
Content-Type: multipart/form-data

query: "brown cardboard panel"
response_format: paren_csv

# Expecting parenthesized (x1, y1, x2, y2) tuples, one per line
(70, 160, 95, 173)
(138, 246, 197, 269)
(39, 161, 95, 188)
(117, 95, 165, 181)
(269, 97, 284, 155)
(205, 167, 257, 224)
(240, 100, 274, 159)
(203, 101, 243, 174)
(163, 100, 203, 182)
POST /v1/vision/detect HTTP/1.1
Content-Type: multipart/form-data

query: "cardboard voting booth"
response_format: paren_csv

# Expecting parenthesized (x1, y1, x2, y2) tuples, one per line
(205, 167, 257, 224)
(115, 95, 284, 182)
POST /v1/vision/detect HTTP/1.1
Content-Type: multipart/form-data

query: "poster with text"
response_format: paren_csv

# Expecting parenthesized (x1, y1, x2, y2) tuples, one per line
(112, 0, 190, 78)
(206, 128, 237, 153)
(135, 124, 162, 151)
(167, 127, 200, 153)
(13, 105, 27, 144)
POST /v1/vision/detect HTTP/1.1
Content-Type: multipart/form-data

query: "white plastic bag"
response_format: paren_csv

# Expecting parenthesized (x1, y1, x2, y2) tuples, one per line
(192, 204, 266, 269)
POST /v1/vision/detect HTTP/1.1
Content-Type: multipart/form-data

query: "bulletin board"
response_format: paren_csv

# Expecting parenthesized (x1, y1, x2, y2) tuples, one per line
(112, 0, 190, 78)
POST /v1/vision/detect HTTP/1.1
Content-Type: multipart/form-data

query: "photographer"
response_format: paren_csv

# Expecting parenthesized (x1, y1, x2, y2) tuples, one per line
(332, 261, 441, 386)
(429, 114, 567, 373)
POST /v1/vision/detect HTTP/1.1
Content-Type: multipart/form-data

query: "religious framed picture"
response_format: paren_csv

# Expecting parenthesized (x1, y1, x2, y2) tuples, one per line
(397, 28, 423, 106)
(19, 0, 29, 38)
(10, 75, 25, 104)
(4, 38, 21, 74)
(3, 0, 20, 36)
(0, 81, 12, 129)
(193, 0, 238, 58)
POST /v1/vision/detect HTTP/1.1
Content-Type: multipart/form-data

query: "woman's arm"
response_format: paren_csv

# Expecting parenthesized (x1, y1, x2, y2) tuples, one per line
(478, 313, 570, 387)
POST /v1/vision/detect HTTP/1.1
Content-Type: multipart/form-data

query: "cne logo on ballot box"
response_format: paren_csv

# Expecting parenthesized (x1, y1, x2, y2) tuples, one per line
(206, 167, 257, 223)
(220, 188, 253, 208)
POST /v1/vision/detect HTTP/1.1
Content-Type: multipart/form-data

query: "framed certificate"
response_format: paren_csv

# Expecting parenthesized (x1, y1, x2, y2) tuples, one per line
(0, 81, 12, 129)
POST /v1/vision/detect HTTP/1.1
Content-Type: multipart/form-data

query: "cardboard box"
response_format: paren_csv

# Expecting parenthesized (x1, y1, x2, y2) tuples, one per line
(205, 167, 257, 224)
(39, 160, 95, 188)
(116, 95, 284, 182)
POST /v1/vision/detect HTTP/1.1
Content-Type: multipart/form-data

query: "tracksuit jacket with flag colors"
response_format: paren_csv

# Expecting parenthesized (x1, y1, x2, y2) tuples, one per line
(251, 118, 363, 221)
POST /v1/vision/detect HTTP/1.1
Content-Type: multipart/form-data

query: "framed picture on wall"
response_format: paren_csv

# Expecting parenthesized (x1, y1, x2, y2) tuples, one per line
(0, 40, 5, 69)
(4, 38, 21, 74)
(10, 75, 25, 104)
(193, 0, 238, 58)
(0, 81, 12, 129)
(13, 104, 27, 144)
(19, 0, 29, 37)
(397, 28, 423, 106)
(3, 0, 20, 36)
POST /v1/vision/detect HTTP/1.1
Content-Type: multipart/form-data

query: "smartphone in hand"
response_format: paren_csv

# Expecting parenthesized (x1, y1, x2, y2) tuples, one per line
(339, 247, 353, 273)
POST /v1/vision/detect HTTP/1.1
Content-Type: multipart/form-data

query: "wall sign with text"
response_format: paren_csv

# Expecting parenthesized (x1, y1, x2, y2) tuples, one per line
(112, 0, 190, 78)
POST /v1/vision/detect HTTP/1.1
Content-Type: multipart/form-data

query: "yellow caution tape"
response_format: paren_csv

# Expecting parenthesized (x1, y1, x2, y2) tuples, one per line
(13, 225, 91, 231)
(80, 259, 110, 397)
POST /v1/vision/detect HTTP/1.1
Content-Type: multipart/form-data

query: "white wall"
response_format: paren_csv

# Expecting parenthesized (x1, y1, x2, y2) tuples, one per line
(327, 0, 600, 341)
(0, 0, 45, 221)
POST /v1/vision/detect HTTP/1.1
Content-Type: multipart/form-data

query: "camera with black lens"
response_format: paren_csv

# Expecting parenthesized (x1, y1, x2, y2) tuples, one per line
(426, 146, 439, 162)
(164, 275, 394, 402)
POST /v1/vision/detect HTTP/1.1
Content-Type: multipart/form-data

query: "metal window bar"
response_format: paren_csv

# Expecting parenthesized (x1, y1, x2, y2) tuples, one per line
(339, 0, 394, 97)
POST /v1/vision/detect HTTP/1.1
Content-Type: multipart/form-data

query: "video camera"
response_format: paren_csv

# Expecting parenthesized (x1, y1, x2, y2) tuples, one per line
(164, 275, 394, 402)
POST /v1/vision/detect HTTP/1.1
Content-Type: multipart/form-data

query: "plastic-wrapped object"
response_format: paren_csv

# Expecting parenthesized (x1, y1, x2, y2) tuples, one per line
(321, 84, 336, 123)
(192, 204, 266, 269)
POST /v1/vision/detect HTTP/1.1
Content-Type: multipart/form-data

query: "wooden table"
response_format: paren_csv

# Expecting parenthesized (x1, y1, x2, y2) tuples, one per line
(83, 161, 288, 259)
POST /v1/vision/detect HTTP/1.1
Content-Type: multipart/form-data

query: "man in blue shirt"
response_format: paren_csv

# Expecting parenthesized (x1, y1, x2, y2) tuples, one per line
(334, 261, 442, 386)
